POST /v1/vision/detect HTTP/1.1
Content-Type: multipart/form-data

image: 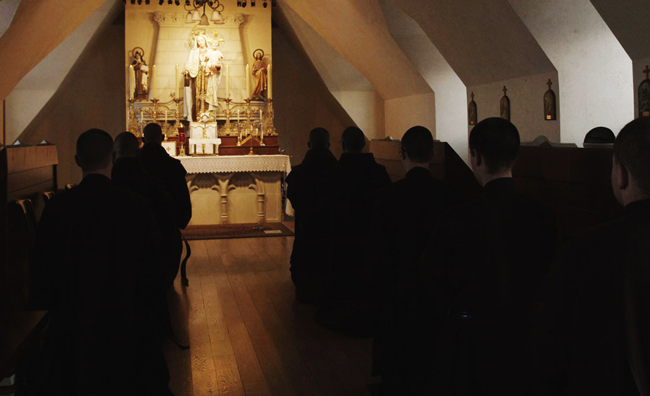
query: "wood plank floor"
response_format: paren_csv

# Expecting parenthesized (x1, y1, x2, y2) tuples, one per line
(162, 235, 381, 396)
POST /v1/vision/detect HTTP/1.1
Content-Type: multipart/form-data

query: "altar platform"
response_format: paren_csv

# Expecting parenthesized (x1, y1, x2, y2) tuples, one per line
(178, 154, 293, 226)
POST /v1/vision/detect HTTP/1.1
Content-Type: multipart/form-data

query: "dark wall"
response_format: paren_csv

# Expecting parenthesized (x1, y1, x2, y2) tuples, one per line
(19, 13, 126, 187)
(272, 14, 356, 165)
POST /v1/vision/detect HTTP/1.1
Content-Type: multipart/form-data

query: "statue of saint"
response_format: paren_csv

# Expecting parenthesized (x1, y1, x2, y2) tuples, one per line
(251, 49, 267, 100)
(131, 47, 149, 101)
(183, 34, 224, 121)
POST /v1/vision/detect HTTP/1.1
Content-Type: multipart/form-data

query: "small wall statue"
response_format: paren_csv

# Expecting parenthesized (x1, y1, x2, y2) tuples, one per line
(500, 86, 510, 121)
(251, 49, 267, 100)
(639, 65, 650, 118)
(131, 47, 149, 101)
(544, 79, 557, 120)
(468, 92, 477, 126)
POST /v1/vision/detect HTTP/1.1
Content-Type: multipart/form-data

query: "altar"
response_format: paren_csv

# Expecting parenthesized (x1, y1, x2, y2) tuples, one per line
(179, 155, 293, 225)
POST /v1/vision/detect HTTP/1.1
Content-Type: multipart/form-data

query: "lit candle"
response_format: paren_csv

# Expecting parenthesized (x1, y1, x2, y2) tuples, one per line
(259, 108, 264, 133)
(152, 64, 157, 99)
(129, 65, 135, 100)
(245, 64, 250, 99)
(267, 64, 272, 100)
(226, 63, 230, 99)
(175, 64, 179, 98)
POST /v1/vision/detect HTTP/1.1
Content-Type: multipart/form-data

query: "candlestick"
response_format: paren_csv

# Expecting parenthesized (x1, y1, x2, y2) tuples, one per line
(245, 64, 250, 99)
(267, 64, 272, 100)
(165, 110, 168, 124)
(175, 64, 179, 98)
(226, 63, 230, 99)
(152, 64, 157, 99)
(129, 65, 135, 100)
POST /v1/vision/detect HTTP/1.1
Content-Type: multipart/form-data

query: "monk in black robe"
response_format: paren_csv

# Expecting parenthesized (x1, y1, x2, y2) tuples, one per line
(139, 123, 192, 284)
(112, 132, 184, 345)
(316, 126, 391, 336)
(369, 126, 451, 395)
(286, 127, 338, 305)
(419, 118, 556, 395)
(30, 129, 173, 395)
(533, 117, 650, 396)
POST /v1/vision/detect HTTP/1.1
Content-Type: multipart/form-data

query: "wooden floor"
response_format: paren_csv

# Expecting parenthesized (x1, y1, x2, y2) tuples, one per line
(162, 235, 380, 396)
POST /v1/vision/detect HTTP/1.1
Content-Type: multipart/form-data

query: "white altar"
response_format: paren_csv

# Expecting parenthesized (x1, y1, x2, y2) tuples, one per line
(179, 155, 293, 225)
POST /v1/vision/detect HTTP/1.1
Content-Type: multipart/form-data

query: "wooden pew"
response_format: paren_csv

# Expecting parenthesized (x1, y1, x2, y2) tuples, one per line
(370, 139, 480, 203)
(0, 144, 56, 385)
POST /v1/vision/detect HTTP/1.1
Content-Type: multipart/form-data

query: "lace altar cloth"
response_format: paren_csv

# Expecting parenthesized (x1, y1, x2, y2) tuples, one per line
(178, 155, 294, 216)
(178, 155, 292, 175)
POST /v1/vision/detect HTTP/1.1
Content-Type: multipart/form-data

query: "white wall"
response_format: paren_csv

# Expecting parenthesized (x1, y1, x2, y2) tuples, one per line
(384, 93, 435, 140)
(332, 91, 384, 139)
(467, 71, 560, 143)
(509, 0, 633, 145)
(5, 0, 120, 144)
(380, 0, 467, 161)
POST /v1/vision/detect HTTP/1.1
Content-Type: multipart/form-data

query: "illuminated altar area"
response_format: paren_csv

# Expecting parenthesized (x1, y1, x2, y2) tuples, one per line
(125, 0, 290, 226)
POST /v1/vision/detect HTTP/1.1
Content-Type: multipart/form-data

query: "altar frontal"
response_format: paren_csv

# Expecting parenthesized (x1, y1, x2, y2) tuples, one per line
(125, 1, 286, 225)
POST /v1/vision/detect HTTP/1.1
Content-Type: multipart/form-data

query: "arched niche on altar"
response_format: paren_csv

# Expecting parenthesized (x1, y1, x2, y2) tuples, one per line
(125, 1, 272, 105)
(226, 173, 261, 224)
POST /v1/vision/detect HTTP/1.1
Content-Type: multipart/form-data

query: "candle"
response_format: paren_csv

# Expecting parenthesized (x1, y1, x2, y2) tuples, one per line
(226, 63, 230, 99)
(267, 64, 272, 100)
(245, 64, 250, 99)
(129, 65, 135, 100)
(165, 110, 168, 123)
(260, 108, 264, 133)
(152, 64, 157, 99)
(175, 64, 179, 98)
(237, 109, 240, 121)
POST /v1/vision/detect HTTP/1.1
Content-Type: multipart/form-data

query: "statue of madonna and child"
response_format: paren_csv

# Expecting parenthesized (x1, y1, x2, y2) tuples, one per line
(183, 33, 224, 122)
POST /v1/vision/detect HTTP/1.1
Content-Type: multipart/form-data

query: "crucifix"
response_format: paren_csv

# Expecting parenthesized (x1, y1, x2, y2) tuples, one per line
(547, 79, 552, 89)
(644, 65, 650, 81)
(503, 86, 508, 96)
(544, 78, 557, 120)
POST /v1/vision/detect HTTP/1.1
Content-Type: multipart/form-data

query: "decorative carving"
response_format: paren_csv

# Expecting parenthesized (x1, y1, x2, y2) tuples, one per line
(189, 173, 220, 190)
(153, 12, 244, 27)
(500, 86, 510, 121)
(544, 79, 557, 121)
(468, 92, 477, 126)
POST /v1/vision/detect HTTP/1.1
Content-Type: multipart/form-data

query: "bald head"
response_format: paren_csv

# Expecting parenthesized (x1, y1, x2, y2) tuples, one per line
(114, 132, 140, 159)
(342, 126, 365, 153)
(143, 123, 163, 144)
(75, 129, 114, 172)
(308, 127, 330, 149)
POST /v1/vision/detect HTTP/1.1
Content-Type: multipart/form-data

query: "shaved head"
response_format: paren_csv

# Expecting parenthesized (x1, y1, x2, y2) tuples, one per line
(114, 132, 140, 159)
(76, 129, 114, 171)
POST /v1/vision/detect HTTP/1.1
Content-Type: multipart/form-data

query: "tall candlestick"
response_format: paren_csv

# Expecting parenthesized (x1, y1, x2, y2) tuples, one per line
(129, 65, 135, 100)
(175, 64, 179, 98)
(245, 64, 250, 99)
(267, 64, 272, 100)
(226, 63, 230, 99)
(165, 110, 168, 124)
(259, 108, 263, 135)
(152, 64, 157, 99)
(237, 109, 240, 121)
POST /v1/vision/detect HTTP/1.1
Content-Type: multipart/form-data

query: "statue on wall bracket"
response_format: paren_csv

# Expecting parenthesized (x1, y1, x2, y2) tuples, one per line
(131, 47, 149, 101)
(544, 79, 557, 120)
(251, 49, 268, 100)
(468, 92, 477, 126)
(500, 86, 510, 121)
(639, 65, 650, 118)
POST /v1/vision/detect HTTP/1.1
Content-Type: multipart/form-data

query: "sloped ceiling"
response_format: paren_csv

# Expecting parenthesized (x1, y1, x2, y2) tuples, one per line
(388, 0, 556, 86)
(0, 0, 22, 38)
(278, 4, 373, 92)
(0, 0, 107, 101)
(279, 0, 431, 100)
(590, 0, 650, 60)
